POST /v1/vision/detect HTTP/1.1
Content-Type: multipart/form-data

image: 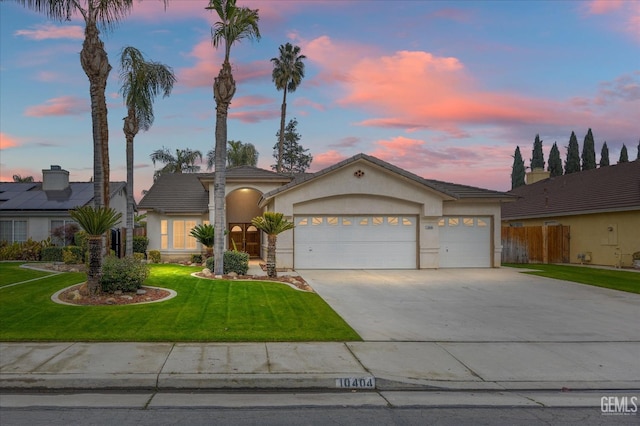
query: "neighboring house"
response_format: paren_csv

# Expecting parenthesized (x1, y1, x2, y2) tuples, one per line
(502, 160, 640, 267)
(139, 153, 513, 269)
(0, 165, 127, 245)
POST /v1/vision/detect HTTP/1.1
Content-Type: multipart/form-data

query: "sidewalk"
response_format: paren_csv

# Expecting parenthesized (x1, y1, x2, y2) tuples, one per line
(1, 340, 639, 392)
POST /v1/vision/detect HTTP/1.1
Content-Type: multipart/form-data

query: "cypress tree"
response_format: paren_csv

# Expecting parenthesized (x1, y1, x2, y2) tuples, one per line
(599, 142, 610, 167)
(565, 131, 581, 174)
(581, 128, 596, 170)
(530, 134, 545, 170)
(511, 146, 526, 189)
(618, 144, 629, 163)
(547, 142, 563, 177)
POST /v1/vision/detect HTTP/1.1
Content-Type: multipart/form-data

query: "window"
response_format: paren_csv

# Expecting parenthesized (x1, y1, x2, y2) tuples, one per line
(448, 218, 459, 227)
(296, 217, 308, 226)
(50, 219, 77, 246)
(477, 218, 488, 227)
(359, 217, 369, 225)
(327, 217, 338, 226)
(0, 220, 27, 243)
(463, 218, 474, 227)
(172, 220, 197, 249)
(160, 220, 168, 249)
(403, 217, 414, 226)
(342, 218, 352, 226)
(312, 217, 323, 226)
(388, 217, 399, 226)
(438, 218, 445, 227)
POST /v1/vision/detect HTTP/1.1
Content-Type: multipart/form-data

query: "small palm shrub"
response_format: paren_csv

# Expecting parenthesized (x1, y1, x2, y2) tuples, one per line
(205, 251, 249, 275)
(191, 253, 203, 264)
(101, 256, 150, 293)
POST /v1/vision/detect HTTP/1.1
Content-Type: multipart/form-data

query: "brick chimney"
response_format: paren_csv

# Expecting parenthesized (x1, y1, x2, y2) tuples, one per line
(42, 165, 70, 191)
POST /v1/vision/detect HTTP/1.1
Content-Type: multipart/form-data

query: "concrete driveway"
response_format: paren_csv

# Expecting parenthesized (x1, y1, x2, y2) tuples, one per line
(300, 268, 640, 342)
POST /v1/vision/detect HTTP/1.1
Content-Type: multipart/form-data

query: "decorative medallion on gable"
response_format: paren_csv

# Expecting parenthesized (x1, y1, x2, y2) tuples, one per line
(354, 169, 365, 178)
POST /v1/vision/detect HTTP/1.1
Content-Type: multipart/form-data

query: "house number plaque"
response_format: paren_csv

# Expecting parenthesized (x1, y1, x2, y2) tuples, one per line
(336, 376, 375, 389)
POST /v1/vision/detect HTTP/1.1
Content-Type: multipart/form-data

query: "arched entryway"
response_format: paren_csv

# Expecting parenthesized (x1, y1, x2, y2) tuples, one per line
(226, 188, 263, 258)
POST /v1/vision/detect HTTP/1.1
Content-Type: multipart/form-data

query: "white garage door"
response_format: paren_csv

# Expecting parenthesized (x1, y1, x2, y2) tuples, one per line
(439, 216, 491, 267)
(294, 215, 417, 269)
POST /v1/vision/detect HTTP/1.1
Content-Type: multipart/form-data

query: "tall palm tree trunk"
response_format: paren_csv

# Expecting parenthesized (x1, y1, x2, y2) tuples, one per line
(86, 236, 103, 295)
(213, 61, 236, 275)
(123, 108, 139, 257)
(80, 21, 111, 209)
(277, 89, 288, 173)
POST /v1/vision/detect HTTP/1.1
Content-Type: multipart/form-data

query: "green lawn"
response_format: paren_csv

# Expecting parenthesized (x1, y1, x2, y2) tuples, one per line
(504, 263, 640, 294)
(0, 263, 361, 342)
(0, 262, 56, 287)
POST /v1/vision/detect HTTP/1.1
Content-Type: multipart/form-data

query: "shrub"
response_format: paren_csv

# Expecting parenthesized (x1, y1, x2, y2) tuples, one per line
(133, 252, 145, 262)
(191, 253, 203, 264)
(0, 239, 44, 261)
(133, 236, 149, 254)
(63, 246, 83, 264)
(41, 246, 64, 262)
(204, 252, 249, 274)
(148, 250, 161, 263)
(0, 242, 21, 260)
(101, 256, 150, 293)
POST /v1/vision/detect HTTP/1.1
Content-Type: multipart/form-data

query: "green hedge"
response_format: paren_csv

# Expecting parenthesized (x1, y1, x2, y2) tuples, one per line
(133, 236, 149, 254)
(41, 246, 64, 262)
(101, 256, 150, 293)
(205, 251, 250, 275)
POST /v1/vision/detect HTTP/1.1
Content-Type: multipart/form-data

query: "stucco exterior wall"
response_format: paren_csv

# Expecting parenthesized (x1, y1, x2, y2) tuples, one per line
(502, 210, 640, 267)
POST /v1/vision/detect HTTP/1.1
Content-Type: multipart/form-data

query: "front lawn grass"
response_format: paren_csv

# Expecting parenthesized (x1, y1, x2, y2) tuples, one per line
(0, 262, 55, 287)
(504, 263, 640, 294)
(0, 264, 361, 342)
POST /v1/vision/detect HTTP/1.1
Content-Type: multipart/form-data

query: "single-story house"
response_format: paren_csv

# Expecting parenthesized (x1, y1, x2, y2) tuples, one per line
(0, 165, 127, 245)
(502, 160, 640, 267)
(138, 153, 513, 269)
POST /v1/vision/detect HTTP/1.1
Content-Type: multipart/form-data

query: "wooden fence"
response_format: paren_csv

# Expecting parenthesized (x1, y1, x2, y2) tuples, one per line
(501, 225, 570, 264)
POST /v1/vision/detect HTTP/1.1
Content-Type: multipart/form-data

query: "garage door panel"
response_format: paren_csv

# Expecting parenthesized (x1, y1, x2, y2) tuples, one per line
(439, 216, 491, 268)
(294, 215, 416, 269)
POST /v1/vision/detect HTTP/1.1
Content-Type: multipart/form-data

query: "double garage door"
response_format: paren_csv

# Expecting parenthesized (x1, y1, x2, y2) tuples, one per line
(294, 214, 492, 269)
(294, 215, 417, 269)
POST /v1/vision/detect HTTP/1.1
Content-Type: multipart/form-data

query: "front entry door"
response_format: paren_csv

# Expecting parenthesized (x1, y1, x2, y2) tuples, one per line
(229, 223, 261, 257)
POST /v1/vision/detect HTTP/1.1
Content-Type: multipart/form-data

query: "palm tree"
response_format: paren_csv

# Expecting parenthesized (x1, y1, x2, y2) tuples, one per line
(119, 46, 176, 257)
(69, 206, 122, 295)
(271, 43, 306, 173)
(14, 1, 165, 209)
(12, 174, 34, 182)
(206, 0, 260, 275)
(206, 140, 259, 169)
(251, 212, 294, 278)
(190, 223, 215, 257)
(150, 147, 203, 180)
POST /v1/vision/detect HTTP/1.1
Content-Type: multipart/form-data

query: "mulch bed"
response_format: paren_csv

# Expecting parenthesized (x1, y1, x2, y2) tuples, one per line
(58, 284, 172, 306)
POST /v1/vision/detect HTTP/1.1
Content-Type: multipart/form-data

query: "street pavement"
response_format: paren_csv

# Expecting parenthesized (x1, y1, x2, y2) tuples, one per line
(1, 266, 639, 405)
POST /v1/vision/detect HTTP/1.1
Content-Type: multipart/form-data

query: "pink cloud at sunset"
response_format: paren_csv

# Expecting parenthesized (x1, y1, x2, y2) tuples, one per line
(177, 39, 270, 89)
(310, 150, 348, 171)
(24, 96, 89, 117)
(0, 132, 21, 149)
(229, 109, 279, 124)
(583, 0, 640, 43)
(14, 24, 83, 40)
(585, 0, 624, 15)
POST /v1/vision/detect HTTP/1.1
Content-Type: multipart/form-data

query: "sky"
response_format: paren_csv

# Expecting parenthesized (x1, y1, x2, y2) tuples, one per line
(1, 0, 639, 201)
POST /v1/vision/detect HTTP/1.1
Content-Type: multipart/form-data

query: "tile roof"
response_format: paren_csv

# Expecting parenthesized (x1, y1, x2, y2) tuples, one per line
(261, 153, 513, 202)
(0, 182, 126, 212)
(502, 160, 640, 220)
(138, 173, 209, 214)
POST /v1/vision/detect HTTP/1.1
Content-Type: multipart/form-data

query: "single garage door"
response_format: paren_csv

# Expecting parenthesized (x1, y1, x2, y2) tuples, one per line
(439, 216, 491, 267)
(294, 215, 417, 269)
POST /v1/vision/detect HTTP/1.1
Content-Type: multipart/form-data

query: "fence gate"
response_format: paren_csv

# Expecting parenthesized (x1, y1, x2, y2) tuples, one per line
(501, 225, 569, 264)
